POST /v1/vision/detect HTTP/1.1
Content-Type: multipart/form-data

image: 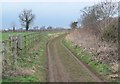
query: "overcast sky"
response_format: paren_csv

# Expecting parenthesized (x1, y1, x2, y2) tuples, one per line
(0, 0, 119, 29)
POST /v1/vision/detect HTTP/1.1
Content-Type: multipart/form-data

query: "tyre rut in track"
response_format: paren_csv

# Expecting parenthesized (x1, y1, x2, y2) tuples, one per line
(47, 34, 102, 82)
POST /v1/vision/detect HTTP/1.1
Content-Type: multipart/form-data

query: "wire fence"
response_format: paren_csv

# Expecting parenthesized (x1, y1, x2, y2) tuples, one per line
(1, 32, 41, 74)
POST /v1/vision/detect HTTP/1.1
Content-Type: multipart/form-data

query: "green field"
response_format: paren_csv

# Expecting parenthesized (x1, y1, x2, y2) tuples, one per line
(1, 32, 35, 41)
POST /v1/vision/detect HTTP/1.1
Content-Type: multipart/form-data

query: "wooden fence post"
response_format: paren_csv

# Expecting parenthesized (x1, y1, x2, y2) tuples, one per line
(32, 34, 34, 47)
(24, 35, 26, 49)
(39, 32, 41, 40)
(34, 34, 35, 42)
(13, 36, 17, 69)
(28, 34, 30, 49)
(30, 34, 32, 47)
(8, 35, 11, 50)
(2, 41, 5, 65)
(17, 34, 22, 50)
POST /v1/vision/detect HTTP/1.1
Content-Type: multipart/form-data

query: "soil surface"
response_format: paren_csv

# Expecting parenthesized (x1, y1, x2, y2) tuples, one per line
(47, 34, 102, 82)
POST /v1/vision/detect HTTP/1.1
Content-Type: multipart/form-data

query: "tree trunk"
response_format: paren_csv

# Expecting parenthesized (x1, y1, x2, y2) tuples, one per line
(26, 22, 29, 31)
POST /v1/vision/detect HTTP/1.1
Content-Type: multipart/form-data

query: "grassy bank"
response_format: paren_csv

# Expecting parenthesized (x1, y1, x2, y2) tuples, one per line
(63, 39, 111, 81)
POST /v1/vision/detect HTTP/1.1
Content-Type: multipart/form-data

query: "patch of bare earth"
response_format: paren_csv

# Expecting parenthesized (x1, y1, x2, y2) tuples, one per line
(66, 28, 118, 81)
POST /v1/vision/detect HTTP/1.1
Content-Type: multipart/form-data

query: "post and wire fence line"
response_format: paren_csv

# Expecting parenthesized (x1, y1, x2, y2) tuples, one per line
(1, 32, 41, 74)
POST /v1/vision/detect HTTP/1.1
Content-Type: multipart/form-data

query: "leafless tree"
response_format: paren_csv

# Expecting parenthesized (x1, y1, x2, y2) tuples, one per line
(70, 21, 78, 29)
(98, 0, 117, 30)
(99, 0, 117, 20)
(80, 0, 117, 24)
(19, 9, 35, 31)
(47, 26, 53, 30)
(11, 22, 16, 32)
(79, 0, 117, 33)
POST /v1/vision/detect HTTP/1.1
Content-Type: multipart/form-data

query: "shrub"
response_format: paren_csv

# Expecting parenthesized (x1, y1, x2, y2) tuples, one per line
(101, 21, 118, 43)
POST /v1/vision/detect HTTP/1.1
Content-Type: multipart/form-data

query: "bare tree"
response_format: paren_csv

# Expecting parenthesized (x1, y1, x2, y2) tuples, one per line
(47, 26, 53, 30)
(80, 0, 117, 31)
(70, 21, 78, 29)
(80, 4, 102, 27)
(19, 9, 35, 31)
(11, 22, 16, 32)
(98, 0, 117, 30)
(99, 0, 117, 20)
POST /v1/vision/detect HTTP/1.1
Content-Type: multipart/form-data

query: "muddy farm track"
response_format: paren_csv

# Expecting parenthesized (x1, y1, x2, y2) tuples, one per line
(47, 34, 102, 82)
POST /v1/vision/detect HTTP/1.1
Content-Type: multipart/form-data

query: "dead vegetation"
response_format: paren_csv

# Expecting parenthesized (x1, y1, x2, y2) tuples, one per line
(66, 0, 118, 81)
(66, 18, 118, 81)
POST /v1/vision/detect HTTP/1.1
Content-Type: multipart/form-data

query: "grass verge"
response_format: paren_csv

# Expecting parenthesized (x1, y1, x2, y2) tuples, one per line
(62, 39, 111, 80)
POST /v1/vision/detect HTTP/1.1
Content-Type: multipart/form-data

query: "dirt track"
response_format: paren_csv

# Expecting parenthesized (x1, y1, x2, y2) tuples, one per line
(47, 34, 102, 82)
